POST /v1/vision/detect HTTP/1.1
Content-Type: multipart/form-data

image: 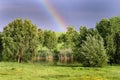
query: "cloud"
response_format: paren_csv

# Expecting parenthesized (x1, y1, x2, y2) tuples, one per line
(50, 0, 120, 28)
(0, 0, 120, 31)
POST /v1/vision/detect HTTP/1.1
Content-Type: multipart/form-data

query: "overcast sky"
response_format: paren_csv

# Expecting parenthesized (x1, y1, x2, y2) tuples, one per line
(0, 0, 120, 32)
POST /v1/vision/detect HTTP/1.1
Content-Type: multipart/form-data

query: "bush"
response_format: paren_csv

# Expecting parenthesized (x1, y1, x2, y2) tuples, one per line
(80, 34, 108, 67)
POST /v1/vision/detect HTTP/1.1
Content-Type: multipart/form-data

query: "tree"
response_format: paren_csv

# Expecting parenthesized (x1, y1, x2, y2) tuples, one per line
(80, 34, 108, 67)
(44, 30, 57, 51)
(113, 31, 120, 64)
(2, 19, 38, 63)
(106, 34, 116, 64)
(58, 27, 78, 49)
(109, 17, 120, 64)
(65, 27, 78, 48)
(96, 16, 120, 64)
(96, 18, 114, 64)
(74, 26, 98, 61)
(75, 26, 88, 48)
(96, 19, 111, 46)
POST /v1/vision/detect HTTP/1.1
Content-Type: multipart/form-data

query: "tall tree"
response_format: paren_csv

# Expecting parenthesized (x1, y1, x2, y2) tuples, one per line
(114, 31, 120, 64)
(2, 19, 38, 63)
(96, 16, 120, 64)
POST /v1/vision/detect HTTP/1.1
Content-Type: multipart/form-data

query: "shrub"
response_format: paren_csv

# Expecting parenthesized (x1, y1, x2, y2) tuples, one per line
(80, 34, 108, 67)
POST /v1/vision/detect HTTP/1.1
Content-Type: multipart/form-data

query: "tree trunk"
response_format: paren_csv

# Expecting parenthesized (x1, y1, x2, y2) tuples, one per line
(31, 52, 34, 63)
(18, 48, 22, 63)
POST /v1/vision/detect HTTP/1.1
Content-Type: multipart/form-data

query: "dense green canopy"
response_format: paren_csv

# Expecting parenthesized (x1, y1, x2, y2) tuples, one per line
(0, 16, 120, 67)
(1, 19, 38, 63)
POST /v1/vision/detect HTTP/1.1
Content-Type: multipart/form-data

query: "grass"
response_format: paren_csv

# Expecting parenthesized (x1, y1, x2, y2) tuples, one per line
(0, 62, 120, 80)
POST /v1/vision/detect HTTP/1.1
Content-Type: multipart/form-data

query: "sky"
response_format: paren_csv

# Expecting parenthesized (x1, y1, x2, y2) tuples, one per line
(0, 0, 120, 32)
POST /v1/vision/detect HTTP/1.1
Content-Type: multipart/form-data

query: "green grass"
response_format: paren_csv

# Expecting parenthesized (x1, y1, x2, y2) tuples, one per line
(0, 62, 120, 80)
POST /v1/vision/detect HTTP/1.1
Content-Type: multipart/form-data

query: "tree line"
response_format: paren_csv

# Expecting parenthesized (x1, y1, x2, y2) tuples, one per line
(0, 16, 120, 67)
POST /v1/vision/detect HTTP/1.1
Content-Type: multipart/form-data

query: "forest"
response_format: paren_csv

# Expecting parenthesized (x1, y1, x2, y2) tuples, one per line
(0, 16, 120, 67)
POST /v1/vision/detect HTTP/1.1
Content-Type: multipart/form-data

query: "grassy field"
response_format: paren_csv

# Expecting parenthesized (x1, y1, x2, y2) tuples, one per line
(0, 62, 120, 80)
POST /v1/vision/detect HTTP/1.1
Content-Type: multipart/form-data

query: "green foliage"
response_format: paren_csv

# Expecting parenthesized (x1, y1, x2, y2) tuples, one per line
(110, 16, 120, 33)
(44, 30, 57, 51)
(58, 33, 67, 43)
(65, 27, 78, 48)
(79, 26, 88, 42)
(74, 26, 88, 49)
(53, 49, 59, 61)
(2, 36, 17, 61)
(74, 27, 98, 61)
(38, 29, 44, 47)
(106, 34, 116, 63)
(80, 34, 108, 67)
(2, 16, 120, 65)
(58, 26, 78, 49)
(96, 16, 120, 64)
(2, 19, 38, 62)
(96, 19, 111, 40)
(113, 31, 120, 64)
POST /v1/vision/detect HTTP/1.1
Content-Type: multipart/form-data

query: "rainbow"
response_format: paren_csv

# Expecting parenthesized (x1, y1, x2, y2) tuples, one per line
(40, 0, 67, 32)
